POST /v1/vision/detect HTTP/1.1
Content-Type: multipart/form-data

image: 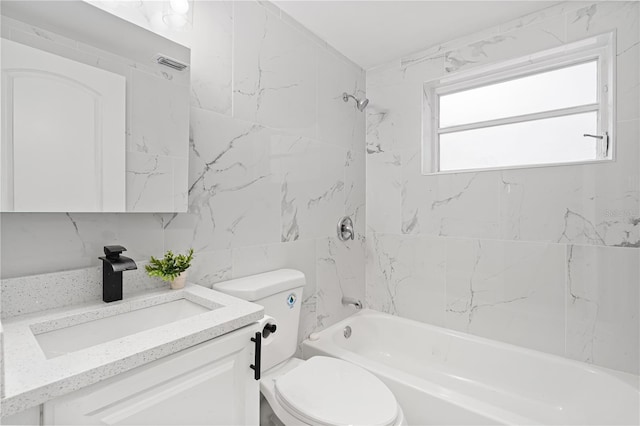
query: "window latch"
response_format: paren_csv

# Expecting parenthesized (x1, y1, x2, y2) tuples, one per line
(584, 132, 609, 157)
(583, 133, 604, 139)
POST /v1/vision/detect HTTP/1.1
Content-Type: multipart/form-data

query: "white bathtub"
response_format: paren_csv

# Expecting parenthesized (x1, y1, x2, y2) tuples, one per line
(302, 310, 640, 425)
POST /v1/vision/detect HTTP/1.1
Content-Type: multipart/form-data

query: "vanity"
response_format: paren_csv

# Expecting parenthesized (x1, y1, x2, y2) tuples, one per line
(0, 282, 263, 425)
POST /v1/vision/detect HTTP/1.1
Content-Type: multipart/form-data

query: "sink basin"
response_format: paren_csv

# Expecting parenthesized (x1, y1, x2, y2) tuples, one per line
(1, 284, 263, 417)
(33, 299, 211, 358)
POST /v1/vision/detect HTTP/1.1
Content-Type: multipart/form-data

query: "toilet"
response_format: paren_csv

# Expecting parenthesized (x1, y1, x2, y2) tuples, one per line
(213, 269, 406, 426)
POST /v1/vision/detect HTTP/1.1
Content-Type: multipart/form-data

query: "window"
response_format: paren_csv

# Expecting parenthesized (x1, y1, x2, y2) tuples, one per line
(423, 33, 615, 174)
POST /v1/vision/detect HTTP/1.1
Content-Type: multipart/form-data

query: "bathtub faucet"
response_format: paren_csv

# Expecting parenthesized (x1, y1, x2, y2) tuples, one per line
(342, 297, 363, 310)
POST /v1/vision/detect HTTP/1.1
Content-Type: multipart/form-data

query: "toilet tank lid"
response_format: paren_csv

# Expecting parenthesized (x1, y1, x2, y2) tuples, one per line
(213, 269, 305, 301)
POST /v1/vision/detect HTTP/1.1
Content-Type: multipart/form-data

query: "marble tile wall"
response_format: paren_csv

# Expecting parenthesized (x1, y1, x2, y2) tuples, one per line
(0, 1, 366, 345)
(2, 0, 635, 377)
(366, 1, 640, 374)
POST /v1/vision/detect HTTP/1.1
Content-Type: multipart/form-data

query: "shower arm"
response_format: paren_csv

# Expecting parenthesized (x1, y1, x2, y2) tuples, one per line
(342, 92, 369, 111)
(342, 93, 357, 103)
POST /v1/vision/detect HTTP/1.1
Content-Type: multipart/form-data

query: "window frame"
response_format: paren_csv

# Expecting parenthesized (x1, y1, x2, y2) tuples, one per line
(422, 32, 616, 175)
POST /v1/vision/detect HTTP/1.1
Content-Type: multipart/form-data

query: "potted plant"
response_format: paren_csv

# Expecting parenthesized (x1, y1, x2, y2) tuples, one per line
(145, 248, 194, 290)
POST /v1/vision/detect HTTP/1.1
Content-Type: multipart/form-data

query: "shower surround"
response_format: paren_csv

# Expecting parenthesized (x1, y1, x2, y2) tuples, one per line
(0, 1, 366, 347)
(366, 1, 640, 375)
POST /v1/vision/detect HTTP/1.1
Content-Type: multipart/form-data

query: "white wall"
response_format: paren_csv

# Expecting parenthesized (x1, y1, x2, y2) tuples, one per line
(0, 0, 366, 347)
(365, 1, 639, 374)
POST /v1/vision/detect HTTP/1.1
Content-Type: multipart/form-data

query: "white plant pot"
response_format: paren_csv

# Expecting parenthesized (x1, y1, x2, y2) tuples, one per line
(171, 271, 187, 290)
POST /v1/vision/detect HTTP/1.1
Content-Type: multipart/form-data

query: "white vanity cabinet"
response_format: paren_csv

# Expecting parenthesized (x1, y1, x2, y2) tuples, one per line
(42, 325, 260, 425)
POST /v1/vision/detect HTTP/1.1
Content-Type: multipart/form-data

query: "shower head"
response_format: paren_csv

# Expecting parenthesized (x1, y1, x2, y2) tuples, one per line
(342, 92, 369, 111)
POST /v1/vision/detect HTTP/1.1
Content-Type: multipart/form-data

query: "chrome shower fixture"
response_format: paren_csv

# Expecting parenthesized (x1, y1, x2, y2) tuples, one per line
(342, 92, 369, 111)
(337, 216, 355, 241)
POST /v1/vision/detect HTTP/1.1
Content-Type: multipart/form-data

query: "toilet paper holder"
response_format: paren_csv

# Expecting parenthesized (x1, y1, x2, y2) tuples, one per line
(263, 322, 277, 338)
(258, 315, 278, 340)
(250, 316, 278, 379)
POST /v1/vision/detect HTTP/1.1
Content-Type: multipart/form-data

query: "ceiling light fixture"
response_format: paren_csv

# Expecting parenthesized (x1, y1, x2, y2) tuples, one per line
(162, 0, 192, 29)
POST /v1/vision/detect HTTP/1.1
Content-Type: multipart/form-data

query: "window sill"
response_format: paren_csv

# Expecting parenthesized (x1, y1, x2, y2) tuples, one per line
(422, 158, 615, 176)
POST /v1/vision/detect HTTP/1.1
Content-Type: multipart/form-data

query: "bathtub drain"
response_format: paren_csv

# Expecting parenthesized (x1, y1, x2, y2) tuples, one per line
(343, 326, 352, 339)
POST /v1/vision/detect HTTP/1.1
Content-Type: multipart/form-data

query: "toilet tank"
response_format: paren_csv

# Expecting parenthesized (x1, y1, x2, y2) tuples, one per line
(213, 269, 305, 372)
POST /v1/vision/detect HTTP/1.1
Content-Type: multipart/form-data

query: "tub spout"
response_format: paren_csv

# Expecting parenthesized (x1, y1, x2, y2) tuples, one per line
(342, 297, 363, 309)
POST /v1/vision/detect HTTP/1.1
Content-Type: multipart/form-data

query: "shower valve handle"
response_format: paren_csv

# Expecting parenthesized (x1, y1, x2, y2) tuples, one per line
(337, 216, 355, 241)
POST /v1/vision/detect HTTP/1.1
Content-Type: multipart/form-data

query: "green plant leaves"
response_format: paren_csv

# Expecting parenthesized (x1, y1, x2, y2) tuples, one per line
(145, 248, 194, 282)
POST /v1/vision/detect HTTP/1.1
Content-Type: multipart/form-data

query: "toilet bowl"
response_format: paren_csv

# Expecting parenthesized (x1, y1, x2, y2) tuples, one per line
(213, 270, 406, 426)
(261, 357, 405, 426)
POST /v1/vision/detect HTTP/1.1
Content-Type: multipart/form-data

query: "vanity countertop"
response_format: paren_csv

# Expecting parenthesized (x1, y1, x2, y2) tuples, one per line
(0, 284, 263, 417)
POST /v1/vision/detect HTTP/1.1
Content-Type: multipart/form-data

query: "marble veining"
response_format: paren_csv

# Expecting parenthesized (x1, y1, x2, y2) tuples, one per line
(366, 111, 390, 155)
(367, 1, 639, 246)
(297, 294, 317, 356)
(167, 108, 280, 252)
(565, 244, 639, 374)
(366, 1, 639, 374)
(345, 148, 366, 237)
(443, 16, 565, 74)
(1, 213, 166, 280)
(233, 2, 316, 138)
(366, 151, 402, 235)
(187, 249, 233, 288)
(444, 238, 566, 355)
(0, 284, 262, 417)
(276, 136, 346, 242)
(366, 233, 447, 326)
(316, 236, 365, 330)
(126, 153, 175, 212)
(445, 240, 532, 329)
(365, 233, 401, 316)
(130, 69, 189, 159)
(565, 245, 599, 363)
(317, 47, 366, 151)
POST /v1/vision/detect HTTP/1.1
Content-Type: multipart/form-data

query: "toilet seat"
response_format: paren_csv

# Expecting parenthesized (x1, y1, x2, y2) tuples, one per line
(273, 356, 400, 426)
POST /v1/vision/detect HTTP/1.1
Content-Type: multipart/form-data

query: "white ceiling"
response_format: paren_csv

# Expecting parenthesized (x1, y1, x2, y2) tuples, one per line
(274, 1, 562, 69)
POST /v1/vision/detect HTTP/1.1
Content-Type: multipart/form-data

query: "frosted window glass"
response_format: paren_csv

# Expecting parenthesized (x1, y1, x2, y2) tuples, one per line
(439, 112, 598, 171)
(440, 61, 597, 127)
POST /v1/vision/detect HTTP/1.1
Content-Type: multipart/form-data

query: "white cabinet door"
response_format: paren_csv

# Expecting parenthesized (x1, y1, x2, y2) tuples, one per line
(1, 38, 126, 212)
(43, 325, 260, 425)
(0, 405, 40, 425)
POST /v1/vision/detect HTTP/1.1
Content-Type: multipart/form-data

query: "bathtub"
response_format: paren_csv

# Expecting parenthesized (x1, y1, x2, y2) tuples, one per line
(302, 310, 640, 425)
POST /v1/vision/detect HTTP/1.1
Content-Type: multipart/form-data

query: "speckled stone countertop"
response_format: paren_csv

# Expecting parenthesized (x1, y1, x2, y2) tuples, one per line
(1, 263, 169, 319)
(0, 284, 263, 417)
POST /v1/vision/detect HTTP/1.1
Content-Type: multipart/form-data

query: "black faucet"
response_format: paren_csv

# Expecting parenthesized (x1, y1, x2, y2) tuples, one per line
(99, 245, 137, 303)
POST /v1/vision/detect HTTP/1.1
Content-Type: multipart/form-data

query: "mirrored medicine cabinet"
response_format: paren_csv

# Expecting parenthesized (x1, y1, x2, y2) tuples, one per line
(1, 1, 191, 212)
